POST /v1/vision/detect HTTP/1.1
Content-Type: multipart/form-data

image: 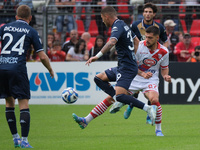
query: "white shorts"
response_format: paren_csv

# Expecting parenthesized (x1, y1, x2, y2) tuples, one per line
(128, 80, 159, 95)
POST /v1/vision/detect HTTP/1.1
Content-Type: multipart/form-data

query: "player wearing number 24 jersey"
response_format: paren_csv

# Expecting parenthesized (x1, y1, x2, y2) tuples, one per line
(0, 19, 42, 72)
(0, 5, 54, 148)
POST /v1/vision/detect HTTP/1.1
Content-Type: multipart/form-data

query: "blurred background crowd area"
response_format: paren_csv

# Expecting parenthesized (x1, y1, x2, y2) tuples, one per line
(1, 0, 200, 62)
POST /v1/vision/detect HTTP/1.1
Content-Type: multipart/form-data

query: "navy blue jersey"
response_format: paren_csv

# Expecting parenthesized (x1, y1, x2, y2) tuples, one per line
(110, 19, 137, 70)
(0, 20, 43, 72)
(130, 20, 168, 42)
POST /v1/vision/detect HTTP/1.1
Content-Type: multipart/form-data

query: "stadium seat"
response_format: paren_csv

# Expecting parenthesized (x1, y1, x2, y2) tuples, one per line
(88, 20, 99, 36)
(190, 19, 200, 36)
(191, 37, 200, 46)
(154, 19, 160, 23)
(90, 37, 96, 46)
(117, 2, 130, 19)
(180, 19, 187, 33)
(76, 20, 85, 36)
(107, 27, 111, 37)
(179, 3, 186, 19)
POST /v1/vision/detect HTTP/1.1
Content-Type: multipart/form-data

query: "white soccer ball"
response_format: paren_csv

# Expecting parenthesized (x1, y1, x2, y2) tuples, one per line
(61, 87, 78, 104)
(130, 0, 144, 5)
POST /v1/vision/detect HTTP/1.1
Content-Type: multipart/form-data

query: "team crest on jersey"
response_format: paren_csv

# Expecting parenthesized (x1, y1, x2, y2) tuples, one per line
(143, 58, 157, 67)
(111, 26, 118, 32)
(141, 35, 146, 40)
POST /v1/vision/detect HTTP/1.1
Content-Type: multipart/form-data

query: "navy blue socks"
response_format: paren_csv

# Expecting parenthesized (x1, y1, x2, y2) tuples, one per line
(94, 76, 115, 97)
(116, 94, 145, 109)
(20, 109, 30, 138)
(5, 107, 17, 135)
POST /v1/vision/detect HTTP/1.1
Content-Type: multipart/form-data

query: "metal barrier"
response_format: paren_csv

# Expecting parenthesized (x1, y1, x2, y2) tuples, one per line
(1, 2, 200, 53)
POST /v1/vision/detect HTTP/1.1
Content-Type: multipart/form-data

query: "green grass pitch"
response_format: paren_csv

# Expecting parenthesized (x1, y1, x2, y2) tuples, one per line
(0, 104, 200, 150)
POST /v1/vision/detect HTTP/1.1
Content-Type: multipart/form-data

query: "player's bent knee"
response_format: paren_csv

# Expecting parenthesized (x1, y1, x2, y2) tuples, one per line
(150, 99, 159, 104)
(106, 96, 115, 104)
(116, 94, 126, 102)
(94, 76, 101, 85)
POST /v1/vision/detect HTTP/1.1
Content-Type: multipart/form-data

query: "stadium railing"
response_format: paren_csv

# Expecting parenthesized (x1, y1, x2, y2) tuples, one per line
(1, 2, 200, 53)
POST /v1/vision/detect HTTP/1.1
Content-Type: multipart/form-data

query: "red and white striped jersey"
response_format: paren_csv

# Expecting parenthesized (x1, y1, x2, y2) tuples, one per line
(134, 40, 169, 82)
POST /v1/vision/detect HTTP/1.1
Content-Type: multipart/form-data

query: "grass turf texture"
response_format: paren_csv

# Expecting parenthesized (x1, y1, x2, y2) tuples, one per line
(0, 104, 200, 150)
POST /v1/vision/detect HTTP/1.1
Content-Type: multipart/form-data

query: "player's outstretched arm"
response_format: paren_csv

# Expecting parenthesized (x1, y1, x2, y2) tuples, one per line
(85, 38, 117, 66)
(37, 51, 54, 78)
(85, 56, 99, 66)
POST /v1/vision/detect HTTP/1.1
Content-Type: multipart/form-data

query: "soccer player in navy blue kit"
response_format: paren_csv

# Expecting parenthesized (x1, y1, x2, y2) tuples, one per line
(0, 5, 54, 148)
(109, 3, 168, 123)
(130, 3, 168, 47)
(73, 6, 157, 128)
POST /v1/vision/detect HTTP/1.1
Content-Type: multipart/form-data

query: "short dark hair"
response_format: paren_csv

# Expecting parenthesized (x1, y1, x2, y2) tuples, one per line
(143, 2, 157, 13)
(146, 26, 160, 36)
(101, 6, 117, 17)
(195, 46, 200, 50)
(16, 5, 31, 20)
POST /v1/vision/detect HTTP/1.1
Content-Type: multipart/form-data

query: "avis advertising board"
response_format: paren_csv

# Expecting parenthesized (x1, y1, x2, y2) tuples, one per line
(0, 62, 199, 105)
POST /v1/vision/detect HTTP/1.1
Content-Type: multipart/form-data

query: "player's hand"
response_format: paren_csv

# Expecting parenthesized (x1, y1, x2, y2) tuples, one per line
(141, 72, 153, 79)
(85, 56, 98, 66)
(163, 75, 171, 83)
(49, 69, 54, 78)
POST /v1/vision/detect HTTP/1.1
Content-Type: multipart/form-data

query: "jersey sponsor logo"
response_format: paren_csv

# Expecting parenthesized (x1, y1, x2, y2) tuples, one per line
(111, 26, 118, 32)
(4, 26, 30, 34)
(30, 72, 90, 92)
(145, 69, 156, 74)
(140, 52, 148, 54)
(0, 56, 18, 64)
(143, 58, 157, 67)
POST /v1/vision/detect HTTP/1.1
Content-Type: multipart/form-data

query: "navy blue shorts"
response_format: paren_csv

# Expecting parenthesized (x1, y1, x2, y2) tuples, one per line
(0, 70, 30, 99)
(105, 67, 138, 90)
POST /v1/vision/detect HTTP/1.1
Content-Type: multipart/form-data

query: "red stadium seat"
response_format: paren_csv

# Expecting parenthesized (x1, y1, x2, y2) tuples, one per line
(76, 20, 85, 36)
(90, 37, 96, 46)
(190, 19, 200, 36)
(107, 27, 111, 37)
(191, 37, 200, 46)
(154, 19, 160, 23)
(180, 19, 187, 33)
(88, 20, 99, 36)
(179, 3, 186, 19)
(117, 2, 130, 19)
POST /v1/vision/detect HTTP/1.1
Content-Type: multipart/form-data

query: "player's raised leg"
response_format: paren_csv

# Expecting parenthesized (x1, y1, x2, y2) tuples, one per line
(124, 104, 133, 119)
(109, 101, 125, 114)
(110, 91, 139, 114)
(72, 98, 113, 129)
